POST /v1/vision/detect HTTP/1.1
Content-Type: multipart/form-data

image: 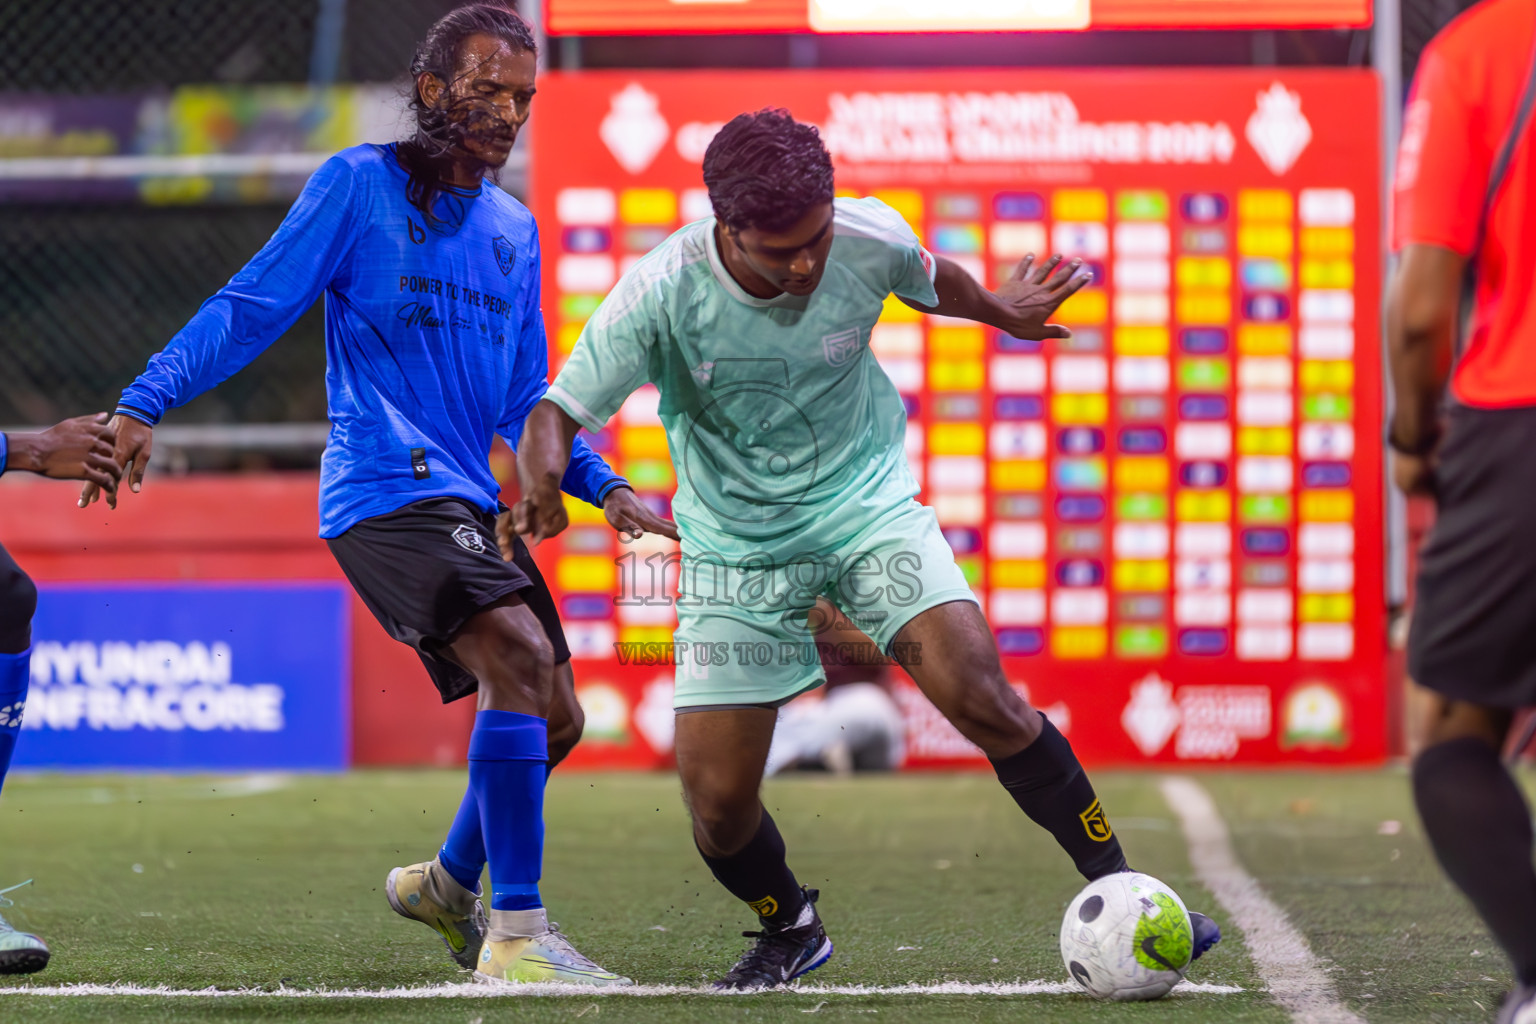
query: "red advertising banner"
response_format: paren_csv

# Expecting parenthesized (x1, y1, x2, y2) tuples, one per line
(544, 0, 1373, 34)
(532, 69, 1384, 770)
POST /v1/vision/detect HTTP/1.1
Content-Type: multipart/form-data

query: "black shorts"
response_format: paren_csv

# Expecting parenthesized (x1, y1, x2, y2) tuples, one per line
(1409, 405, 1536, 707)
(327, 498, 570, 703)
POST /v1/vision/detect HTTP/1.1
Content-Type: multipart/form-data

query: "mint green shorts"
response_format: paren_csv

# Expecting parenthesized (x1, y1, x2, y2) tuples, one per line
(671, 499, 978, 709)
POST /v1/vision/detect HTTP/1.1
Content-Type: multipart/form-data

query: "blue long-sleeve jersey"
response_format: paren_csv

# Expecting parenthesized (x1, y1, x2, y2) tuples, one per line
(118, 143, 625, 538)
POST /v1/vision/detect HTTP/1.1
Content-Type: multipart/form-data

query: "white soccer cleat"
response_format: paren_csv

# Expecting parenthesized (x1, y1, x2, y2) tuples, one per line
(385, 860, 487, 970)
(473, 922, 633, 987)
(0, 881, 49, 975)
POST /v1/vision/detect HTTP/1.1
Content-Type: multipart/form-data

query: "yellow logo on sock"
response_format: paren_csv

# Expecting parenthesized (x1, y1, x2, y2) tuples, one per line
(1080, 800, 1114, 842)
(747, 896, 779, 918)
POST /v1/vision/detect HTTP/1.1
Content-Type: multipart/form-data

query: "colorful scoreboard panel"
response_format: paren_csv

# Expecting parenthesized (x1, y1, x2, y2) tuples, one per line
(530, 69, 1384, 766)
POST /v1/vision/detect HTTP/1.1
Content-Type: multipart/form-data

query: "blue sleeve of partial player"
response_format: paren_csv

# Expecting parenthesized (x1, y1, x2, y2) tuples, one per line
(0, 433, 9, 478)
(564, 431, 628, 508)
(497, 236, 627, 509)
(116, 156, 360, 424)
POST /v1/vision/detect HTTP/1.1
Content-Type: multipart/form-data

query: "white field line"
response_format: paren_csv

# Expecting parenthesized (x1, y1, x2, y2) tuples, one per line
(1160, 777, 1365, 1024)
(0, 980, 1243, 1000)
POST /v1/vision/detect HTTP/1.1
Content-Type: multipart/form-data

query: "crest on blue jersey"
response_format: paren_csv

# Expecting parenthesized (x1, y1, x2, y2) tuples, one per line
(492, 236, 516, 276)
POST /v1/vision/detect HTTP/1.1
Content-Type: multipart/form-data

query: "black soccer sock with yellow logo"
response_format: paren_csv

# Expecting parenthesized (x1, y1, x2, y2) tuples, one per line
(990, 714, 1129, 881)
(697, 807, 807, 929)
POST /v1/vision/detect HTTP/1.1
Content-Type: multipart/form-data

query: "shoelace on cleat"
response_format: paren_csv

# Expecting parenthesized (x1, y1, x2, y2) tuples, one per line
(0, 880, 34, 910)
(721, 927, 812, 986)
(0, 880, 36, 935)
(717, 890, 823, 988)
(539, 924, 603, 970)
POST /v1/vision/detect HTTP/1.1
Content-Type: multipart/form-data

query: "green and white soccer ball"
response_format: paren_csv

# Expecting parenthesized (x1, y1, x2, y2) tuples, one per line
(1059, 871, 1194, 1001)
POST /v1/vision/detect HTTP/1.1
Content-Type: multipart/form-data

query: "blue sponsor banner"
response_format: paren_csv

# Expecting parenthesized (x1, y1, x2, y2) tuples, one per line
(16, 583, 349, 770)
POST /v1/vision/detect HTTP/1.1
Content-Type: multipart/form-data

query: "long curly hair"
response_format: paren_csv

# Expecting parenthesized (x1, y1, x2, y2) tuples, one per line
(397, 4, 537, 229)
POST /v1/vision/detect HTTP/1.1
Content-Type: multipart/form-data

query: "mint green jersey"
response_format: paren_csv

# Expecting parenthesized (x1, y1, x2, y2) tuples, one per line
(547, 197, 938, 547)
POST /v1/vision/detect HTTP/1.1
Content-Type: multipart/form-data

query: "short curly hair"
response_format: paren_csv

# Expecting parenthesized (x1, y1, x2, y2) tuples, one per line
(703, 109, 835, 233)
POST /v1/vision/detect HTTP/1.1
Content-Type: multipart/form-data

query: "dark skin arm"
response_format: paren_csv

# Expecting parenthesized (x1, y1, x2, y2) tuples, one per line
(512, 400, 581, 546)
(495, 482, 679, 561)
(1385, 243, 1463, 496)
(8, 413, 120, 494)
(901, 253, 1088, 340)
(504, 400, 679, 551)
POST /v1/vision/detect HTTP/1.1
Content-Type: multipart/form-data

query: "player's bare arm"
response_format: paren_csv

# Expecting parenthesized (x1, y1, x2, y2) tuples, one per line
(496, 476, 678, 560)
(507, 400, 677, 547)
(902, 252, 1087, 341)
(7, 413, 120, 494)
(1386, 243, 1463, 496)
(509, 400, 581, 546)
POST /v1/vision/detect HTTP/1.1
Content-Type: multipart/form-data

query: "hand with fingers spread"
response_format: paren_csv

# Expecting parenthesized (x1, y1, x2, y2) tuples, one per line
(78, 413, 153, 510)
(602, 486, 679, 543)
(992, 253, 1090, 341)
(5, 413, 122, 496)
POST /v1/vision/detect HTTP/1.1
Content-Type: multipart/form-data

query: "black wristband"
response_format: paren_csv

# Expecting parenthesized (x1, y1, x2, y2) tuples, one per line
(113, 404, 158, 427)
(1387, 425, 1439, 457)
(596, 479, 631, 505)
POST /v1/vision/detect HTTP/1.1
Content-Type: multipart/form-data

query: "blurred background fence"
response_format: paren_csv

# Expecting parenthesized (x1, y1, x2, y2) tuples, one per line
(0, 0, 467, 441)
(3, 0, 467, 90)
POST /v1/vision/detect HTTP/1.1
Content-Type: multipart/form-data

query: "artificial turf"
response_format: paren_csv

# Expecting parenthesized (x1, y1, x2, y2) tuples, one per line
(0, 767, 1504, 1023)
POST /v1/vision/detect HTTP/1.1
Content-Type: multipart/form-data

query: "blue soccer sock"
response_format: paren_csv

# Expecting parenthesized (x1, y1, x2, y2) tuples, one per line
(467, 710, 547, 912)
(438, 785, 486, 893)
(439, 758, 561, 894)
(0, 649, 31, 791)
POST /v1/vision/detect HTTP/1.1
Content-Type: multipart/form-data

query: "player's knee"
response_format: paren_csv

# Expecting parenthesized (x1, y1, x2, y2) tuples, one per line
(548, 699, 584, 766)
(686, 787, 758, 854)
(1410, 690, 1510, 752)
(952, 669, 1030, 735)
(692, 811, 754, 857)
(476, 619, 556, 706)
(0, 562, 37, 623)
(0, 561, 37, 653)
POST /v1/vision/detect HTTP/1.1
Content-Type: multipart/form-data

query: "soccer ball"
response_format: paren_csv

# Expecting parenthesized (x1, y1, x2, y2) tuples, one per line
(1059, 871, 1194, 1001)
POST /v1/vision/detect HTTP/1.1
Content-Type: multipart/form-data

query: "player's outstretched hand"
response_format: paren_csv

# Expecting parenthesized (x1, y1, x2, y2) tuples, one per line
(603, 486, 680, 542)
(79, 413, 152, 510)
(509, 478, 569, 551)
(993, 253, 1089, 341)
(10, 413, 121, 495)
